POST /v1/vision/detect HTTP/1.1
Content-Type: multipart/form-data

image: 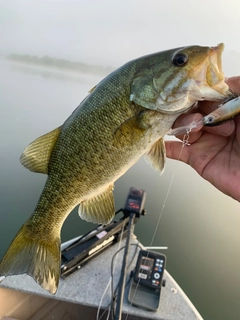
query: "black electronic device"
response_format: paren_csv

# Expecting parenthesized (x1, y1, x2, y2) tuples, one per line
(124, 187, 146, 217)
(128, 249, 167, 311)
(134, 250, 166, 288)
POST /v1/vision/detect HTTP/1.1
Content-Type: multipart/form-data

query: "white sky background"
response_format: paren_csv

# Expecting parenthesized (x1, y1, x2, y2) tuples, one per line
(1, 0, 240, 70)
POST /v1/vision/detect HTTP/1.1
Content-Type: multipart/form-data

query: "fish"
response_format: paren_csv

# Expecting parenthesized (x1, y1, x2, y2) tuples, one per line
(203, 95, 240, 126)
(168, 95, 240, 136)
(0, 43, 231, 294)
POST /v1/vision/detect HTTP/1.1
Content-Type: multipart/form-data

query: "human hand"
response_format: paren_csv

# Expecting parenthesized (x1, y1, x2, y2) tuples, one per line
(165, 76, 240, 201)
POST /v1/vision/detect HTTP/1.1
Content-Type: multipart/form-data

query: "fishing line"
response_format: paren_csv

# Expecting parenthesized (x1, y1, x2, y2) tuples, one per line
(148, 130, 190, 250)
(124, 130, 191, 320)
(100, 129, 192, 320)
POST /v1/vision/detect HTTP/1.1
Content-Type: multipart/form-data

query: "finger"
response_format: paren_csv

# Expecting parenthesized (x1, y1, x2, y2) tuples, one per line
(165, 140, 190, 164)
(172, 114, 235, 143)
(226, 76, 240, 95)
(172, 112, 203, 129)
(203, 120, 235, 136)
(198, 100, 219, 115)
(171, 112, 203, 143)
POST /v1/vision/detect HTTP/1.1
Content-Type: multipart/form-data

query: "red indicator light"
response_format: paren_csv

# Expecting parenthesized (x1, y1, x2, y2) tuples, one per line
(128, 201, 140, 209)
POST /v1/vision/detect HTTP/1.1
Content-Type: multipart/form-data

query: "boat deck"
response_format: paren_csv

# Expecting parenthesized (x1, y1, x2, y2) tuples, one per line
(0, 237, 203, 320)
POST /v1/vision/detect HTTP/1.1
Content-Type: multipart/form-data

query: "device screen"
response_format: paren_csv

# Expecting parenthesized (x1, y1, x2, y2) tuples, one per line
(138, 256, 154, 280)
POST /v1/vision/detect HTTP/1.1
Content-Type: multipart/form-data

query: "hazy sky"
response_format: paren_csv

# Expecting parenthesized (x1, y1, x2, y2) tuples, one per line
(1, 0, 240, 68)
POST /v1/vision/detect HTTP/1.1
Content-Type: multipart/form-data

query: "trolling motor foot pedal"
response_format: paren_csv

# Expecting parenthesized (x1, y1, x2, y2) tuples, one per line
(128, 249, 167, 311)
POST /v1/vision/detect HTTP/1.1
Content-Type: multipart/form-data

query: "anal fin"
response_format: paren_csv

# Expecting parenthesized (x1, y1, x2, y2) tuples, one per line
(78, 184, 115, 225)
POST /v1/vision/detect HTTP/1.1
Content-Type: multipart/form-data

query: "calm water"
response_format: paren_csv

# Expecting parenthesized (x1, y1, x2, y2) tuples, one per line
(0, 59, 240, 320)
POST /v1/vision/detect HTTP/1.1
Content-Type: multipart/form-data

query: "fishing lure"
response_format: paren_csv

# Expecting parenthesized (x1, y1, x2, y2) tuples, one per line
(168, 95, 240, 136)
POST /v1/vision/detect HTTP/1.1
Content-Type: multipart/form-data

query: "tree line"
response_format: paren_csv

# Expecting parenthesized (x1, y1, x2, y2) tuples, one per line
(7, 54, 114, 75)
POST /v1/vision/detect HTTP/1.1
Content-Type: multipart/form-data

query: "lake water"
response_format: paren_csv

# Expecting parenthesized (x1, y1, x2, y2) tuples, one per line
(0, 59, 239, 320)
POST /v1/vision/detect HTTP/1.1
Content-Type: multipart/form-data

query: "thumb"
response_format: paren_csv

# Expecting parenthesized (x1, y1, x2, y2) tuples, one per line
(165, 140, 190, 164)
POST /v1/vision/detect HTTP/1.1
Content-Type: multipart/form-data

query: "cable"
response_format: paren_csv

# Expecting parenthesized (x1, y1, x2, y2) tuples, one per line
(96, 219, 126, 320)
(114, 212, 135, 320)
(111, 243, 140, 296)
(111, 243, 140, 319)
(97, 243, 140, 320)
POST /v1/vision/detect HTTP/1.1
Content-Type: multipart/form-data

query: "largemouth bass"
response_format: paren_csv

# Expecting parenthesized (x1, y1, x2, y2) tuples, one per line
(0, 44, 231, 294)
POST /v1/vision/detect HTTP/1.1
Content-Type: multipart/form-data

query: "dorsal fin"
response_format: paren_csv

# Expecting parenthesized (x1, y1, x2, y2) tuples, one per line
(88, 85, 97, 93)
(20, 126, 62, 174)
(78, 184, 115, 225)
(145, 137, 166, 175)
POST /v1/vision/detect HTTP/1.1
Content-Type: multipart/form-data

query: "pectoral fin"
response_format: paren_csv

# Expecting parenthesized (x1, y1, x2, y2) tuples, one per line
(113, 114, 147, 148)
(20, 127, 62, 174)
(78, 184, 115, 225)
(145, 138, 166, 175)
(113, 110, 158, 149)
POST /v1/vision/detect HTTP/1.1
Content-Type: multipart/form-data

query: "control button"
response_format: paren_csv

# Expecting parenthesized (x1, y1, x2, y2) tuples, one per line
(154, 273, 160, 279)
(152, 279, 159, 286)
(158, 268, 162, 272)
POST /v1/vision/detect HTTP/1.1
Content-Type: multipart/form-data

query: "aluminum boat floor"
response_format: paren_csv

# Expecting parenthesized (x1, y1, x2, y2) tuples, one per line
(0, 237, 203, 320)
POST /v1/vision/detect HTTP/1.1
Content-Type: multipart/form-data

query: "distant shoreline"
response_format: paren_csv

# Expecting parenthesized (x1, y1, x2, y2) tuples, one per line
(6, 54, 114, 76)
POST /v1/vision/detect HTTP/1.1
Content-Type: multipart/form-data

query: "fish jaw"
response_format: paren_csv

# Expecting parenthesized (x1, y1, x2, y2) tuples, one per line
(188, 43, 230, 101)
(148, 43, 231, 114)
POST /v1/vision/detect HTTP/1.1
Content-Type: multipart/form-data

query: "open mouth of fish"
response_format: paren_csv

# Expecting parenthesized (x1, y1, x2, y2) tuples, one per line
(207, 43, 225, 87)
(194, 43, 229, 96)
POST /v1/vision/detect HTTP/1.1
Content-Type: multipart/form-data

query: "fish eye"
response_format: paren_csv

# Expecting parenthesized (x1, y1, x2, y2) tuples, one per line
(172, 52, 188, 67)
(207, 116, 214, 123)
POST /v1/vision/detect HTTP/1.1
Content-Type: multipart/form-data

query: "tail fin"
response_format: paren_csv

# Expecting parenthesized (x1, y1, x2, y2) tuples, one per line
(0, 224, 60, 294)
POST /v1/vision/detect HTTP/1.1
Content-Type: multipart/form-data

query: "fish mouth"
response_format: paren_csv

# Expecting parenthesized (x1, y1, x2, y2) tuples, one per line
(207, 43, 224, 87)
(205, 43, 231, 97)
(191, 43, 231, 100)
